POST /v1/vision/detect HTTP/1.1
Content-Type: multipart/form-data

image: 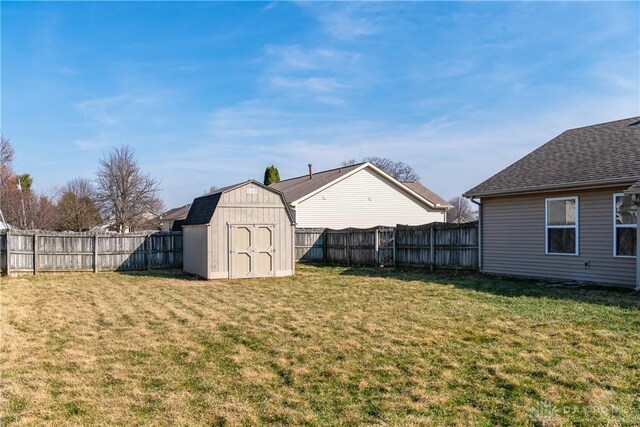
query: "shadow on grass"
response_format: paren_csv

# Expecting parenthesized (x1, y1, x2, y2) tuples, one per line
(338, 266, 640, 308)
(116, 268, 199, 281)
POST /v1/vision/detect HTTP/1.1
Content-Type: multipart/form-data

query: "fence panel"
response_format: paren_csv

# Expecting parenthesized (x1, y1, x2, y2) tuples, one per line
(433, 224, 478, 269)
(348, 228, 377, 265)
(0, 230, 183, 275)
(326, 231, 349, 264)
(295, 222, 478, 270)
(36, 234, 94, 272)
(295, 228, 324, 261)
(395, 226, 432, 267)
(0, 233, 5, 274)
(9, 233, 35, 273)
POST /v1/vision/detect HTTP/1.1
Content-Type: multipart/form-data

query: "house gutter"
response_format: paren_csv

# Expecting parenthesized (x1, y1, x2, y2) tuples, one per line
(637, 200, 640, 292)
(464, 177, 638, 199)
(470, 198, 482, 271)
(630, 193, 640, 292)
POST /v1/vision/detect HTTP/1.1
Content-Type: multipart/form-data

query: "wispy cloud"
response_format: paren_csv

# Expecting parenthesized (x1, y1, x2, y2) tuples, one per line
(73, 132, 113, 151)
(76, 95, 130, 126)
(261, 44, 363, 103)
(269, 76, 344, 93)
(301, 3, 382, 40)
(265, 45, 361, 72)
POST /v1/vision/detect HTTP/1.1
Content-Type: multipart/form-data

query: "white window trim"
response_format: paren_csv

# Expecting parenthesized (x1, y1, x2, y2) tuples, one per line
(545, 196, 579, 256)
(613, 193, 637, 258)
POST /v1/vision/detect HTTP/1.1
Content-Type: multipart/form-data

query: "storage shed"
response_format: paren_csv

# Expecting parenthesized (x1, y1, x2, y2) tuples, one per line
(182, 180, 295, 279)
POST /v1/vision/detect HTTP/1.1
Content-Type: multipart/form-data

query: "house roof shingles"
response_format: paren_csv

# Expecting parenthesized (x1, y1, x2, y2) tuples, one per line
(269, 163, 363, 204)
(270, 163, 451, 208)
(402, 181, 452, 207)
(465, 117, 640, 198)
(162, 204, 191, 221)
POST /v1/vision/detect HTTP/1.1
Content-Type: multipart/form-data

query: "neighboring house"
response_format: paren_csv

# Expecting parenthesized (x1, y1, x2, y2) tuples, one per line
(161, 204, 191, 231)
(464, 117, 640, 289)
(270, 162, 451, 229)
(91, 211, 161, 233)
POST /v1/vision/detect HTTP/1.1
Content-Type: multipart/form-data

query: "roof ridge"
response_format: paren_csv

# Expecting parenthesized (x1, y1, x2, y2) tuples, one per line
(197, 180, 258, 198)
(273, 162, 366, 184)
(563, 116, 640, 132)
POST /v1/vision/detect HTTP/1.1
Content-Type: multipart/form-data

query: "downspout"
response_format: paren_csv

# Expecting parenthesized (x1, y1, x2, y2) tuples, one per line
(635, 194, 640, 292)
(470, 198, 482, 271)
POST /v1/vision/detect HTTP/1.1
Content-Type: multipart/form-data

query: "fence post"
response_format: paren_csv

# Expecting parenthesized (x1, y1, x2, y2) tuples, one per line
(33, 233, 38, 275)
(93, 234, 99, 273)
(322, 230, 328, 263)
(5, 230, 10, 277)
(392, 228, 396, 267)
(429, 225, 436, 271)
(346, 229, 351, 266)
(375, 227, 380, 266)
(147, 234, 152, 270)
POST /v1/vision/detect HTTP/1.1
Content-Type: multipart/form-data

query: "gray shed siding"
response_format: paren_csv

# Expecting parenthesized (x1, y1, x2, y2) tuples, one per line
(482, 186, 636, 287)
(183, 225, 209, 278)
(207, 185, 294, 278)
(183, 182, 295, 279)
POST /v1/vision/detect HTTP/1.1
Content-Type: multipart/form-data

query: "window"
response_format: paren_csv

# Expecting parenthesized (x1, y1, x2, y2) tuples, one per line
(546, 197, 578, 255)
(614, 194, 637, 257)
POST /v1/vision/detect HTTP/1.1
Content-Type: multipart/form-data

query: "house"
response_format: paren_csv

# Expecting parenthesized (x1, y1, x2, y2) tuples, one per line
(270, 162, 451, 229)
(464, 117, 640, 289)
(160, 204, 191, 231)
(182, 180, 295, 279)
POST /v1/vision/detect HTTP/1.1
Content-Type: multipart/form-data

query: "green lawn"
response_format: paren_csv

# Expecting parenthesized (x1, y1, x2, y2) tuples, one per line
(1, 265, 639, 426)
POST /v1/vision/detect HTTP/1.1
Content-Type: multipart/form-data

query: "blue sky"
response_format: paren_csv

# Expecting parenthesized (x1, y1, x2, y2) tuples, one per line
(2, 1, 639, 208)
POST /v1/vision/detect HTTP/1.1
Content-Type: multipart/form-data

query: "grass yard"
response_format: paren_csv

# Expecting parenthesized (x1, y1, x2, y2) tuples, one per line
(1, 265, 639, 426)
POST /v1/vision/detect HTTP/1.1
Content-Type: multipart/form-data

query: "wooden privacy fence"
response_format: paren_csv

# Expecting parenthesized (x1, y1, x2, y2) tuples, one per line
(0, 230, 183, 275)
(296, 222, 478, 270)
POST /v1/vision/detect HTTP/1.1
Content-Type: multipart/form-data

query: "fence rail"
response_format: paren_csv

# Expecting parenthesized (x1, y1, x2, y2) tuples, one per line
(296, 222, 478, 270)
(2, 223, 477, 275)
(0, 230, 183, 275)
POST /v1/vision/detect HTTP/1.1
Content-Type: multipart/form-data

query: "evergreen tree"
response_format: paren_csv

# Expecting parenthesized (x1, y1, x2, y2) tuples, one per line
(263, 165, 281, 185)
(17, 174, 33, 192)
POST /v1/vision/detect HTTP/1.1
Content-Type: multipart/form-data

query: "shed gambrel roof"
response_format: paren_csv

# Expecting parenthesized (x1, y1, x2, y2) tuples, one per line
(183, 180, 293, 226)
(270, 163, 450, 209)
(465, 117, 640, 198)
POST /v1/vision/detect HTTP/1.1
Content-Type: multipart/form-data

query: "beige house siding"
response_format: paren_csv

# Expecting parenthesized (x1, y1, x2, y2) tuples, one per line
(294, 168, 446, 229)
(481, 186, 636, 287)
(182, 225, 209, 279)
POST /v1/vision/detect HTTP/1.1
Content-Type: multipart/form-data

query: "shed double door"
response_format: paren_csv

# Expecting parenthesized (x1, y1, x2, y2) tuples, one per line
(229, 224, 275, 278)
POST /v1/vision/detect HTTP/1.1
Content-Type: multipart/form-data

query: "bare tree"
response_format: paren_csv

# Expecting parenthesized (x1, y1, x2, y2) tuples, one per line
(447, 195, 476, 224)
(2, 183, 60, 230)
(95, 145, 163, 233)
(341, 157, 420, 181)
(0, 137, 60, 230)
(0, 135, 14, 168)
(27, 191, 60, 230)
(58, 178, 102, 231)
(0, 135, 14, 224)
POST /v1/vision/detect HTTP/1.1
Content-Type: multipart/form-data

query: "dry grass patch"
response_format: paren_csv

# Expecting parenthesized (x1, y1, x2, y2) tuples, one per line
(1, 265, 639, 426)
